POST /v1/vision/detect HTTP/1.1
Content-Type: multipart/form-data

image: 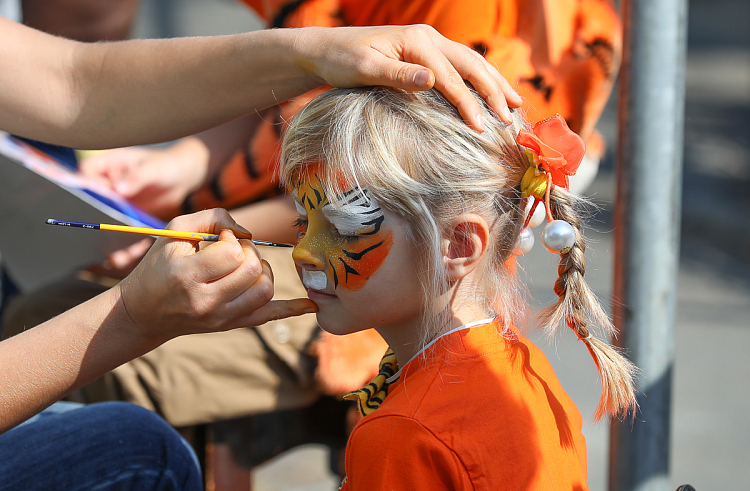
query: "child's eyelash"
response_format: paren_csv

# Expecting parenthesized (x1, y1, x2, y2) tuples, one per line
(293, 217, 307, 228)
(332, 229, 361, 244)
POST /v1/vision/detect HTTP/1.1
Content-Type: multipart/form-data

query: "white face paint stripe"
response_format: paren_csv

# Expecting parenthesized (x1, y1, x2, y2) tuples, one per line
(294, 199, 308, 217)
(323, 191, 383, 236)
(302, 269, 327, 291)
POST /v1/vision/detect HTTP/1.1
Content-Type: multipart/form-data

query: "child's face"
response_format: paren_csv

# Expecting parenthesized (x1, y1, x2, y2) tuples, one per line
(291, 168, 423, 337)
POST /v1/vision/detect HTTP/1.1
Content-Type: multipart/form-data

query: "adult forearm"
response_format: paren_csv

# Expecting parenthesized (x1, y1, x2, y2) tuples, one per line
(3, 19, 522, 147)
(66, 29, 316, 149)
(0, 287, 154, 432)
(0, 18, 316, 149)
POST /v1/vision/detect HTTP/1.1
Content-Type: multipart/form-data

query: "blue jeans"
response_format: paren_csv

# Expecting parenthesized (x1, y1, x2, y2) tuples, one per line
(0, 402, 202, 491)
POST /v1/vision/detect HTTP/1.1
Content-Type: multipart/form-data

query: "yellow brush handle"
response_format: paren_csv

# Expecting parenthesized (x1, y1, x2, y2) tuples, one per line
(45, 219, 292, 247)
(99, 224, 218, 241)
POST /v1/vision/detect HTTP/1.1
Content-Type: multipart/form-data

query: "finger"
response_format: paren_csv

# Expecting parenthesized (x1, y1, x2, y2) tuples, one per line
(168, 208, 243, 236)
(405, 46, 487, 131)
(186, 229, 251, 283)
(80, 154, 125, 189)
(210, 258, 277, 326)
(78, 152, 111, 177)
(400, 31, 523, 127)
(425, 44, 519, 126)
(205, 239, 268, 302)
(377, 27, 486, 130)
(356, 53, 436, 91)
(463, 51, 524, 113)
(114, 163, 149, 197)
(173, 209, 253, 239)
(462, 48, 523, 107)
(231, 298, 319, 329)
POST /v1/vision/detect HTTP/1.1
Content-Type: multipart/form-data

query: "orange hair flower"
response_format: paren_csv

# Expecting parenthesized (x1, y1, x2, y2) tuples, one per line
(517, 114, 586, 224)
(517, 114, 586, 190)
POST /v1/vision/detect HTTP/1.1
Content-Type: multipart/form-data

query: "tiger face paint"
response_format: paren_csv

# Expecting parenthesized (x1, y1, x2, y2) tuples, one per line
(292, 172, 393, 292)
(291, 167, 424, 339)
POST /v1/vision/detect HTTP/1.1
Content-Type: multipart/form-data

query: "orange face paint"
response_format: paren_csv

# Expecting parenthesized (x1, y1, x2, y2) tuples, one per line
(292, 171, 393, 291)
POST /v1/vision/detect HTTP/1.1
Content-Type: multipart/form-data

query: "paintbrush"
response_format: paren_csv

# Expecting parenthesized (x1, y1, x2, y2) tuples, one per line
(45, 219, 292, 248)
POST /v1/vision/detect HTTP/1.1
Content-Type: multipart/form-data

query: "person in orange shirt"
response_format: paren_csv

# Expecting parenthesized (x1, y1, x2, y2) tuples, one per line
(80, 0, 614, 222)
(282, 85, 637, 489)
(181, 0, 619, 212)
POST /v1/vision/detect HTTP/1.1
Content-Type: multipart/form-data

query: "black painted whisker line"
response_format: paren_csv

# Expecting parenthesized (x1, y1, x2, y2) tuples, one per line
(339, 259, 361, 282)
(329, 259, 339, 289)
(343, 241, 385, 261)
(312, 186, 323, 206)
(361, 215, 385, 235)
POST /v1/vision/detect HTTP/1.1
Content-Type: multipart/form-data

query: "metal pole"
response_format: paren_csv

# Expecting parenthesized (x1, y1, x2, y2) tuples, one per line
(609, 0, 688, 489)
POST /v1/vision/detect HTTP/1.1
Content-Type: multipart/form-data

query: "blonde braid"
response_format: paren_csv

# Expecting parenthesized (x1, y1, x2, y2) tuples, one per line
(539, 188, 638, 421)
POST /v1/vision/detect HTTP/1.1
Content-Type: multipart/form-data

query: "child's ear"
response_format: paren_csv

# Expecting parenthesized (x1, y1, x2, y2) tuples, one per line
(443, 214, 490, 281)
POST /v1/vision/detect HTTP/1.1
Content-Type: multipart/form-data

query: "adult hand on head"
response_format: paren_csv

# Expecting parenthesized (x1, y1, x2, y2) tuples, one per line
(80, 143, 208, 219)
(116, 208, 317, 344)
(300, 24, 523, 131)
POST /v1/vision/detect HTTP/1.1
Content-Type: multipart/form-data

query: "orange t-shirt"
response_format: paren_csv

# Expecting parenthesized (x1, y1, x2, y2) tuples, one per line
(339, 321, 589, 491)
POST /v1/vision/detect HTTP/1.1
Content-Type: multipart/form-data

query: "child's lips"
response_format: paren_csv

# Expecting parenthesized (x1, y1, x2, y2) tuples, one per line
(306, 288, 337, 301)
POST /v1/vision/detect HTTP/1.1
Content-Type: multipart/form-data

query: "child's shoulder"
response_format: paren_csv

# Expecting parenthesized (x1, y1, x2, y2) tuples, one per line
(369, 322, 578, 431)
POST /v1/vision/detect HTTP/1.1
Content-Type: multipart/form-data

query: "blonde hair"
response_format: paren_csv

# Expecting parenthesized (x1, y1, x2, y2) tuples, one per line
(280, 86, 636, 420)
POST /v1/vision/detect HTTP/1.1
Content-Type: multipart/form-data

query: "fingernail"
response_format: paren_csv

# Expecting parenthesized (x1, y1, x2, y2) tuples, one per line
(502, 107, 513, 122)
(303, 306, 319, 314)
(511, 88, 521, 101)
(235, 224, 252, 236)
(413, 70, 431, 88)
(474, 114, 485, 132)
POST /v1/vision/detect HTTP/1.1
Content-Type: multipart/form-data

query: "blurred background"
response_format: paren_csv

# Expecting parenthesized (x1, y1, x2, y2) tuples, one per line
(7, 0, 750, 489)
(114, 0, 750, 489)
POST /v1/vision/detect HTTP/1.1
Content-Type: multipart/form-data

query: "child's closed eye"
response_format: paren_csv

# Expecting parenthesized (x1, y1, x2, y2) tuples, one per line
(331, 228, 362, 244)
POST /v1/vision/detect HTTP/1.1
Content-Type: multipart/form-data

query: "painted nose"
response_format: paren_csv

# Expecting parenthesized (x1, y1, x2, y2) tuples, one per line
(292, 232, 325, 270)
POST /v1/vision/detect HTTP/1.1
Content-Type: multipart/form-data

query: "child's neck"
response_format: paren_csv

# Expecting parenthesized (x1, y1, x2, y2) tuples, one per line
(377, 303, 491, 366)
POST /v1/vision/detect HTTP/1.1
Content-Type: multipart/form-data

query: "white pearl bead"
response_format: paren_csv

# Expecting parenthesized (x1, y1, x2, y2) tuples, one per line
(524, 198, 547, 228)
(541, 220, 576, 254)
(514, 227, 535, 255)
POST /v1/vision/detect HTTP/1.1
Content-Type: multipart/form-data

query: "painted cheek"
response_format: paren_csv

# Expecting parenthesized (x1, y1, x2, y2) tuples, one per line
(332, 232, 394, 291)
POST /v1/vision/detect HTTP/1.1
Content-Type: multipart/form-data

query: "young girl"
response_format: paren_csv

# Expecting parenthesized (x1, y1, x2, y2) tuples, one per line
(281, 86, 637, 490)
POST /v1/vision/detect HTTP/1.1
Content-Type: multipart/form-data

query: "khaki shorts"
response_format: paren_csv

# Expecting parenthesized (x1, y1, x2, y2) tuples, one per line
(2, 247, 321, 427)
